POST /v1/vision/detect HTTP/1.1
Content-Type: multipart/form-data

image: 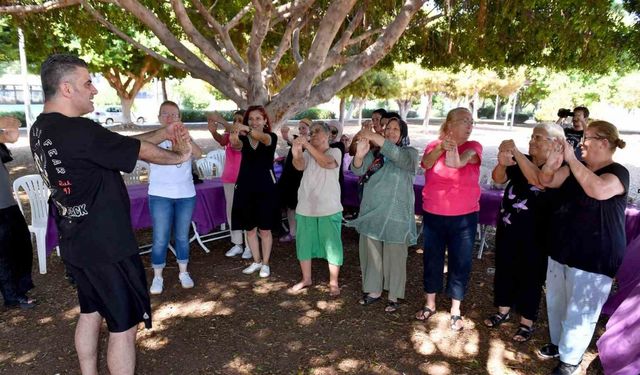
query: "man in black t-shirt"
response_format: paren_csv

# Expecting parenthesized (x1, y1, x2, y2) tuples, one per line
(557, 106, 589, 160)
(30, 54, 192, 375)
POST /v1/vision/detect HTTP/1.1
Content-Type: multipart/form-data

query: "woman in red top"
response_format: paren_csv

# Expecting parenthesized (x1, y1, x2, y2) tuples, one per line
(415, 107, 482, 331)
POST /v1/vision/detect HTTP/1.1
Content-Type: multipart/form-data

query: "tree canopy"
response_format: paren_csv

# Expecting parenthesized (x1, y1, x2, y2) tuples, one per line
(1, 0, 637, 125)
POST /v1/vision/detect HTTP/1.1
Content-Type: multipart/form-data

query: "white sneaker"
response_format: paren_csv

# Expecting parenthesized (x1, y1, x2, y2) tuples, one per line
(179, 272, 194, 289)
(259, 265, 271, 278)
(225, 244, 244, 257)
(242, 262, 263, 274)
(241, 246, 253, 259)
(150, 276, 163, 294)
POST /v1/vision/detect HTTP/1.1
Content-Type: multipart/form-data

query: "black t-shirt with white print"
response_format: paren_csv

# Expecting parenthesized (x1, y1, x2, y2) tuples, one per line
(30, 112, 141, 267)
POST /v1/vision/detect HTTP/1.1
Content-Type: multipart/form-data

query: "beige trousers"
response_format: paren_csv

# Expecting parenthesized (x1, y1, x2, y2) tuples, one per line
(359, 234, 408, 300)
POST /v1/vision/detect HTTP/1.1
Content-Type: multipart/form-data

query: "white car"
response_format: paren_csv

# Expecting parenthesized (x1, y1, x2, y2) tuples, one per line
(89, 106, 146, 125)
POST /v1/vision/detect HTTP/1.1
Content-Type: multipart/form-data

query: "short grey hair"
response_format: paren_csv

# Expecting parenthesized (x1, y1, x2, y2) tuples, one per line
(534, 122, 565, 140)
(311, 121, 330, 134)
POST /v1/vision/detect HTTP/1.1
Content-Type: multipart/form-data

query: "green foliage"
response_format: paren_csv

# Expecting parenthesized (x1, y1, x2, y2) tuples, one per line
(338, 69, 399, 100)
(292, 108, 336, 120)
(0, 111, 26, 127)
(179, 109, 236, 123)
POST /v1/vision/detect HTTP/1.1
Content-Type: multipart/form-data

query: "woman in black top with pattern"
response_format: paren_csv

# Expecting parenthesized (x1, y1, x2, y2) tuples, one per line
(484, 123, 565, 343)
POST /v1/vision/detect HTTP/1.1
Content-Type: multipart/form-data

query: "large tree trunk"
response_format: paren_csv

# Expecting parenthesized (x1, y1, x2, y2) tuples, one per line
(396, 99, 412, 120)
(345, 99, 355, 120)
(120, 97, 134, 125)
(161, 78, 168, 101)
(351, 98, 366, 124)
(422, 92, 433, 127)
(339, 97, 346, 125)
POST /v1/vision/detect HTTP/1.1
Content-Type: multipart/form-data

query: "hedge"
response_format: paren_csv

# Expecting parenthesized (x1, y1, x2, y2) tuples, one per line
(292, 108, 336, 120)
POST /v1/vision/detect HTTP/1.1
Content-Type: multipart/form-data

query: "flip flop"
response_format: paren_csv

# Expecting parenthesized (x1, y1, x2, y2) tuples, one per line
(359, 294, 381, 305)
(415, 305, 436, 321)
(385, 300, 400, 313)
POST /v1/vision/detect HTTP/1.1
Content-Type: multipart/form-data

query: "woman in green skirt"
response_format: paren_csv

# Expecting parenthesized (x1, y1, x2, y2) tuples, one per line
(289, 122, 343, 297)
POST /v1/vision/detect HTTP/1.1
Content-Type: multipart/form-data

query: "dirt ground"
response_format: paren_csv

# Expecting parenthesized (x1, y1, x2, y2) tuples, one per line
(2, 120, 634, 374)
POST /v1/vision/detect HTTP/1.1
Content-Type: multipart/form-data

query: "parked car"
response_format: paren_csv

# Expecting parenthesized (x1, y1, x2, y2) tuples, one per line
(89, 106, 146, 125)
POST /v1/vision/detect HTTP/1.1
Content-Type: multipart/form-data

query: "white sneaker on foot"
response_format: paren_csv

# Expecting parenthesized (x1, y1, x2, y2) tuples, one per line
(225, 244, 244, 257)
(150, 276, 163, 294)
(242, 262, 263, 274)
(179, 272, 194, 288)
(259, 265, 271, 278)
(241, 247, 253, 259)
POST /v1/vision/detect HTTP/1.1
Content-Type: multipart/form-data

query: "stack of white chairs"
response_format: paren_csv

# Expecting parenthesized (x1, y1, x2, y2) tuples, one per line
(206, 150, 225, 171)
(12, 174, 52, 274)
(122, 160, 149, 185)
(196, 158, 222, 179)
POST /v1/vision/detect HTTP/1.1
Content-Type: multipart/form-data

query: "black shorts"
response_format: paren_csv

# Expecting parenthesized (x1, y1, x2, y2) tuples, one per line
(65, 254, 152, 332)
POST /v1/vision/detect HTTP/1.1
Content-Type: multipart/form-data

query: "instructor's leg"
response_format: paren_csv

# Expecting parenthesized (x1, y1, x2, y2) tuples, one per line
(107, 325, 138, 375)
(75, 312, 102, 375)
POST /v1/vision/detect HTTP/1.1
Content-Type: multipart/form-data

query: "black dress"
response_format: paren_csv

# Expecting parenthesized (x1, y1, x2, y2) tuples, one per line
(277, 139, 303, 210)
(232, 133, 280, 230)
(493, 156, 553, 321)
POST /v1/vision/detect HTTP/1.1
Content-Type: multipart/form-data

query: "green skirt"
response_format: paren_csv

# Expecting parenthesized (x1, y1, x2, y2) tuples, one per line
(295, 212, 343, 266)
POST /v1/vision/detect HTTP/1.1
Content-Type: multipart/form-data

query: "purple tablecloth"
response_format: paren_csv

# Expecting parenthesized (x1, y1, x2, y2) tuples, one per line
(341, 172, 502, 226)
(46, 178, 227, 254)
(597, 234, 640, 375)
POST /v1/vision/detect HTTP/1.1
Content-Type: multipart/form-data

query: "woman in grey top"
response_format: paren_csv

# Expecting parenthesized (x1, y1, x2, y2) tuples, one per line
(347, 117, 418, 312)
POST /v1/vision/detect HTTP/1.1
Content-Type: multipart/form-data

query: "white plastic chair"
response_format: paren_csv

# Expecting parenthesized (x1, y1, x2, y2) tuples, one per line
(12, 174, 51, 274)
(206, 150, 225, 171)
(196, 158, 222, 179)
(122, 160, 149, 185)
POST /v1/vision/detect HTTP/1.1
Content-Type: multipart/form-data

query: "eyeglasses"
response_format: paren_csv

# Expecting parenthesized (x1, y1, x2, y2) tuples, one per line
(160, 112, 179, 118)
(583, 136, 605, 143)
(530, 134, 552, 142)
(330, 129, 339, 135)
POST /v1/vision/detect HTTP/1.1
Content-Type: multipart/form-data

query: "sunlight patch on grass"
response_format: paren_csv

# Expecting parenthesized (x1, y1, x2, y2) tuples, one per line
(150, 299, 233, 331)
(61, 306, 80, 321)
(222, 356, 255, 374)
(37, 316, 53, 325)
(137, 335, 170, 351)
(337, 358, 364, 371)
(316, 300, 343, 312)
(0, 352, 13, 363)
(286, 340, 303, 352)
(14, 350, 38, 364)
(411, 315, 480, 359)
(251, 280, 289, 294)
(418, 361, 451, 374)
(279, 300, 313, 310)
(7, 315, 26, 325)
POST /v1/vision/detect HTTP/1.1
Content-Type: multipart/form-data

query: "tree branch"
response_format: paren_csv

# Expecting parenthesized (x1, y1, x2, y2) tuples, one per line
(86, 0, 247, 104)
(0, 0, 83, 14)
(191, 0, 247, 71)
(246, 0, 273, 104)
(225, 3, 252, 31)
(265, 1, 313, 77)
(291, 27, 303, 66)
(170, 0, 246, 84)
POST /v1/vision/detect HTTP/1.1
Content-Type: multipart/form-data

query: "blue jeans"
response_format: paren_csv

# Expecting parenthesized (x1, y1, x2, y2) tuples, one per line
(149, 195, 196, 268)
(422, 211, 478, 301)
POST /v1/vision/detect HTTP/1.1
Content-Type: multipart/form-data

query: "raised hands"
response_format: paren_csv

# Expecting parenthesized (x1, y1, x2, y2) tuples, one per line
(280, 125, 291, 142)
(165, 121, 189, 144)
(362, 119, 373, 131)
(171, 125, 192, 164)
(206, 111, 229, 133)
(543, 138, 565, 173)
(497, 140, 517, 167)
(355, 137, 370, 158)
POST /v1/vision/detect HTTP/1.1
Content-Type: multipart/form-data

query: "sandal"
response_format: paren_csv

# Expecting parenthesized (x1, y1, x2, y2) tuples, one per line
(450, 315, 464, 331)
(415, 305, 436, 321)
(513, 324, 534, 342)
(385, 300, 400, 313)
(484, 312, 511, 328)
(359, 294, 381, 306)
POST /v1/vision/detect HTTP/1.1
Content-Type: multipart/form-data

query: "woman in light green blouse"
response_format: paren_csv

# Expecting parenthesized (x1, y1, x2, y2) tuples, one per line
(346, 117, 418, 312)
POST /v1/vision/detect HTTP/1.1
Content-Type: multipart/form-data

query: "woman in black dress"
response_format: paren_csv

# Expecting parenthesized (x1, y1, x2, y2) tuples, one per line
(484, 123, 564, 342)
(230, 106, 279, 278)
(277, 118, 311, 242)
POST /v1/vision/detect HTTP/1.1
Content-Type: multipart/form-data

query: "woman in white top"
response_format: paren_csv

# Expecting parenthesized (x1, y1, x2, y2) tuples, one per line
(148, 101, 202, 294)
(289, 122, 343, 296)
